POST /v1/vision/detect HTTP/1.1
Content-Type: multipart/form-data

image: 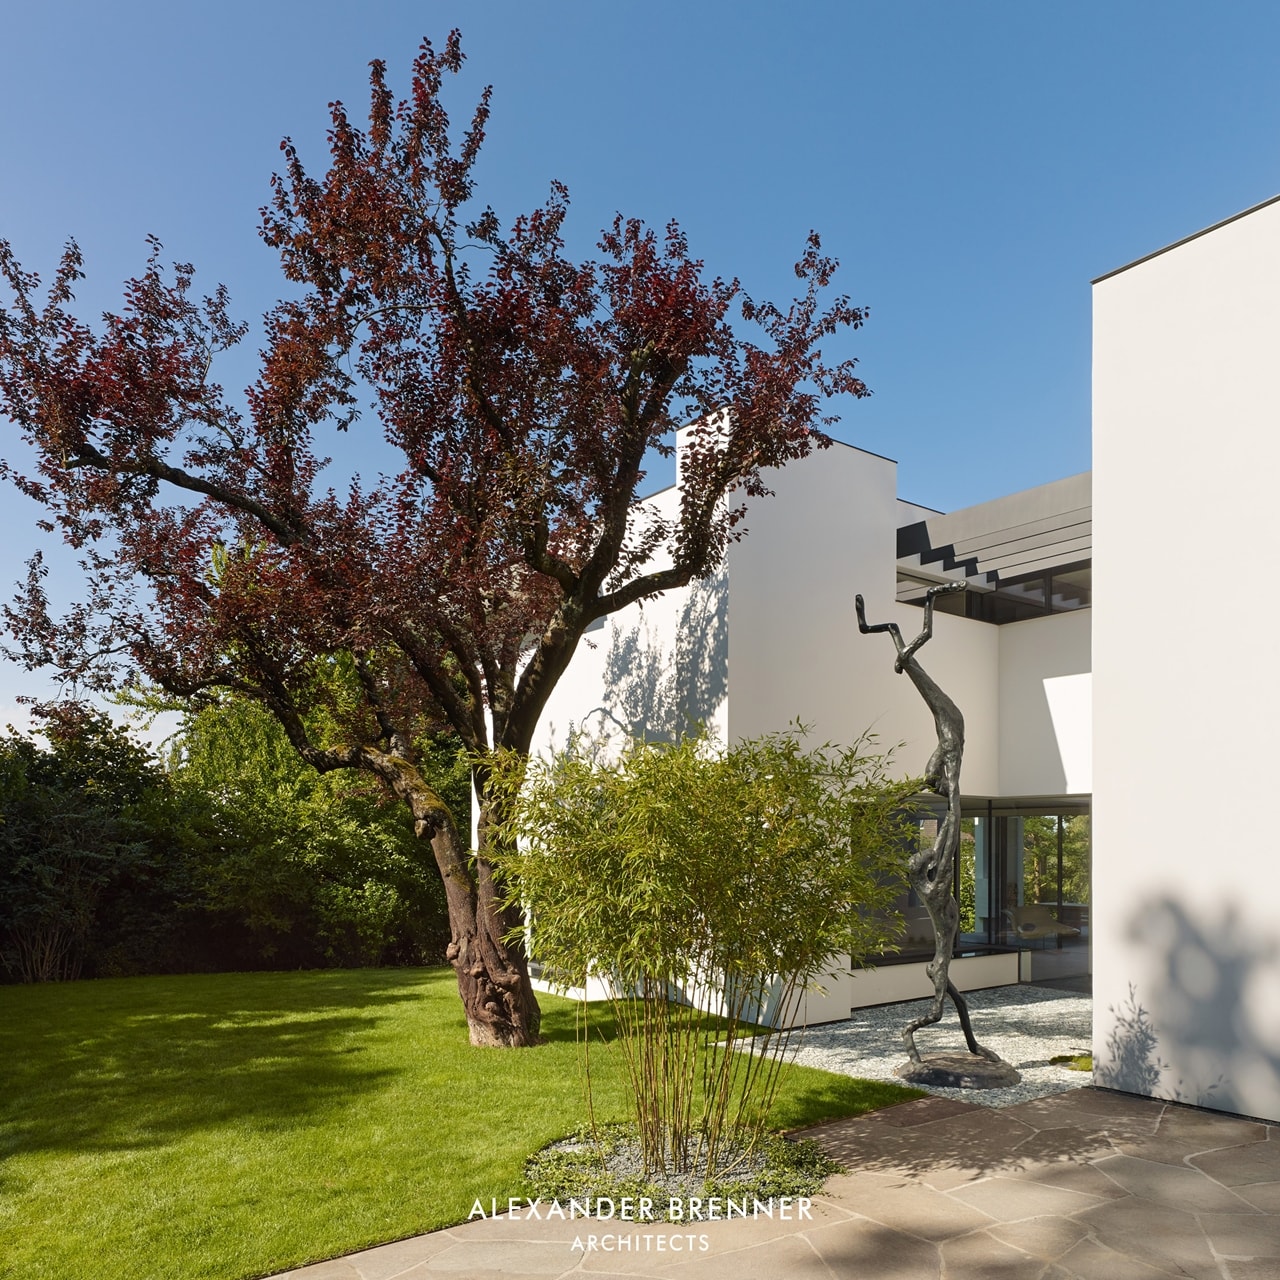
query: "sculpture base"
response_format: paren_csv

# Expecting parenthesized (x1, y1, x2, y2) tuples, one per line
(894, 1052, 1022, 1090)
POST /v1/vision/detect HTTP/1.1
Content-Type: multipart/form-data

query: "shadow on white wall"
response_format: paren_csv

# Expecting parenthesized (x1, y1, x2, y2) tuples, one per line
(1098, 897, 1280, 1117)
(573, 568, 728, 749)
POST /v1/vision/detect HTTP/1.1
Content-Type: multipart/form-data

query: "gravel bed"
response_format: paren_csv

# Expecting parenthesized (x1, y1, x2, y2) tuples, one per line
(779, 984, 1093, 1109)
(533, 1131, 777, 1200)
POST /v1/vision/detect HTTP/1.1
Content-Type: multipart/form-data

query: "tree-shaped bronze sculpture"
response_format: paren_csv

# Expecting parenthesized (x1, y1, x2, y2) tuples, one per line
(856, 583, 1019, 1087)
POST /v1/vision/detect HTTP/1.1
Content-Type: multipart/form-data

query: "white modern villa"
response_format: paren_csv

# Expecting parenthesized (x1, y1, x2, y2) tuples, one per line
(1092, 195, 1280, 1125)
(534, 193, 1280, 1126)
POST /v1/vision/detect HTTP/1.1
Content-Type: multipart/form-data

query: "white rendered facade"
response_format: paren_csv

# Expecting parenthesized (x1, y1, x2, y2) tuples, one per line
(533, 438, 1093, 1021)
(537, 441, 1091, 795)
(530, 192, 1280, 1125)
(1092, 195, 1280, 1123)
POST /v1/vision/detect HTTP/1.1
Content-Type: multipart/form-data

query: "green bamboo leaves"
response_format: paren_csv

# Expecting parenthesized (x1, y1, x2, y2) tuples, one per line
(489, 726, 914, 1181)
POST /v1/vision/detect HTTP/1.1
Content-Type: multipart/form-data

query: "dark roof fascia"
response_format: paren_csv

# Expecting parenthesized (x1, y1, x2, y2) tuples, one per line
(1092, 193, 1280, 285)
(823, 436, 898, 466)
(642, 438, 898, 505)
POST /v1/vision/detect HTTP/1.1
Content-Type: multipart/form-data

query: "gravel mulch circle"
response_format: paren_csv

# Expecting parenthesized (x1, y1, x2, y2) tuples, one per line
(526, 1126, 837, 1202)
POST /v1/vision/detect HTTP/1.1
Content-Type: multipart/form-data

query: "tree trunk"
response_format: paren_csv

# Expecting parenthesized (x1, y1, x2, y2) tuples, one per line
(437, 813, 542, 1048)
(389, 757, 541, 1047)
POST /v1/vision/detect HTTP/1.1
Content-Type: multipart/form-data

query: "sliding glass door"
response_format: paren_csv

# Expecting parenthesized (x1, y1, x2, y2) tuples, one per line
(960, 803, 1091, 979)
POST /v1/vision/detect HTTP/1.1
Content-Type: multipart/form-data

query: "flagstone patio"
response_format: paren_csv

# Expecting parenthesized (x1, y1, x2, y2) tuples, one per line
(272, 1086, 1280, 1279)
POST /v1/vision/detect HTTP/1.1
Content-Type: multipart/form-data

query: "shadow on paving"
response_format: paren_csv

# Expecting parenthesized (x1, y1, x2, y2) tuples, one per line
(801, 1087, 1169, 1183)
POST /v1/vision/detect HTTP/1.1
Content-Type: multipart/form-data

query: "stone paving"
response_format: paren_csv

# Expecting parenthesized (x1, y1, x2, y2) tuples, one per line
(273, 1088, 1280, 1280)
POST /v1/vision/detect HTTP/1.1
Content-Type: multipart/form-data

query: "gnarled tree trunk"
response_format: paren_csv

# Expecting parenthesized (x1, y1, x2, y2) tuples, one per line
(368, 749, 541, 1047)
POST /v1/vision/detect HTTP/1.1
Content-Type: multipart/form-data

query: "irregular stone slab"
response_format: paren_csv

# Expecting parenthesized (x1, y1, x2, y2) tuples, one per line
(813, 1103, 1036, 1186)
(816, 1173, 994, 1240)
(1155, 1109, 1269, 1149)
(895, 1053, 1022, 1089)
(948, 1174, 1108, 1222)
(856, 1095, 981, 1127)
(1078, 1199, 1226, 1280)
(1057, 1235, 1199, 1280)
(1004, 1123, 1119, 1166)
(989, 1215, 1090, 1259)
(278, 1229, 462, 1279)
(1234, 1181, 1280, 1213)
(918, 1106, 1039, 1152)
(1191, 1140, 1280, 1187)
(801, 1217, 942, 1280)
(1224, 1262, 1280, 1280)
(277, 1263, 362, 1280)
(1197, 1211, 1280, 1257)
(1113, 1110, 1271, 1167)
(426, 1239, 575, 1273)
(1018, 1159, 1132, 1202)
(1003, 1088, 1165, 1137)
(1095, 1154, 1260, 1212)
(939, 1230, 1047, 1279)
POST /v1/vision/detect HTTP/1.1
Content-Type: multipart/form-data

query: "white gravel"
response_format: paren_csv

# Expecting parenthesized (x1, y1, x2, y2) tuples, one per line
(781, 983, 1093, 1109)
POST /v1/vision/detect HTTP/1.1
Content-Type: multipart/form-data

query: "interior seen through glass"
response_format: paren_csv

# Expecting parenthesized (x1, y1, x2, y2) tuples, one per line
(885, 804, 1091, 983)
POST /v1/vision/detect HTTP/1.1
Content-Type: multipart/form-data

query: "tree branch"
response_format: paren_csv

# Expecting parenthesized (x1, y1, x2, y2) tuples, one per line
(66, 441, 306, 547)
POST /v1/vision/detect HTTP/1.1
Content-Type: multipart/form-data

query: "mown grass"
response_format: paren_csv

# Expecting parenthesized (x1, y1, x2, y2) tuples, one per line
(1049, 1051, 1093, 1072)
(0, 968, 919, 1280)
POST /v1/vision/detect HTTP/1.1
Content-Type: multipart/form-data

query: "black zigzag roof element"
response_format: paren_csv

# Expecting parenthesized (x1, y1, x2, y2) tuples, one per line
(896, 521, 985, 581)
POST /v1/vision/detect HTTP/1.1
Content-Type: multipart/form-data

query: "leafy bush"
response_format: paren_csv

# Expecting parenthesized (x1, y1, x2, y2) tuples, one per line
(491, 726, 913, 1180)
(0, 713, 166, 981)
(0, 701, 461, 980)
(168, 698, 458, 968)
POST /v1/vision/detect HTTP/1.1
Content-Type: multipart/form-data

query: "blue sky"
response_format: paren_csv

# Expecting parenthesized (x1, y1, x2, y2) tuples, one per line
(2, 0, 1279, 723)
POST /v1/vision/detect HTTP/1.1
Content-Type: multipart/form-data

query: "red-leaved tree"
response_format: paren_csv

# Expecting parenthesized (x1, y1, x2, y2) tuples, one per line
(0, 33, 870, 1045)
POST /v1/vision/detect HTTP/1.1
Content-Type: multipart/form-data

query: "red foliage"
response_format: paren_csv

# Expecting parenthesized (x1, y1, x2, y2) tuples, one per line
(0, 32, 869, 773)
(1, 32, 872, 1042)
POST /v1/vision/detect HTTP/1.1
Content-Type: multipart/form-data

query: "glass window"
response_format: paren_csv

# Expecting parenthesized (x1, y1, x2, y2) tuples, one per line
(868, 803, 1090, 979)
(1050, 564, 1091, 611)
(963, 805, 1091, 979)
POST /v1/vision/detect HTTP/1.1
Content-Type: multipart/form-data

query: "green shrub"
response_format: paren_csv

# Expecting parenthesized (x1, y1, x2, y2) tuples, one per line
(169, 698, 457, 968)
(491, 726, 913, 1180)
(0, 700, 462, 980)
(0, 714, 165, 981)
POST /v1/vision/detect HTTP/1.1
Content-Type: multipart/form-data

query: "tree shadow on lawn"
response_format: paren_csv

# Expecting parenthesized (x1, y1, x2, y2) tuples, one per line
(0, 968, 443, 1158)
(533, 998, 749, 1061)
(536, 997, 625, 1045)
(531, 997, 924, 1135)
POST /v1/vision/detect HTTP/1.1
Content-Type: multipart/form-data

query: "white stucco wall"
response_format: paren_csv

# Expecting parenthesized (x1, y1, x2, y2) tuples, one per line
(899, 608, 1001, 793)
(725, 442, 1004, 792)
(998, 608, 1092, 797)
(530, 427, 1098, 1019)
(897, 498, 942, 524)
(1093, 196, 1280, 1121)
(539, 438, 1091, 802)
(533, 484, 730, 760)
(725, 442, 899, 744)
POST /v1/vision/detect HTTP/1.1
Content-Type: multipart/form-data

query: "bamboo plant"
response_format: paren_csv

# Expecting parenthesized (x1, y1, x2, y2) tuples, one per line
(489, 726, 914, 1180)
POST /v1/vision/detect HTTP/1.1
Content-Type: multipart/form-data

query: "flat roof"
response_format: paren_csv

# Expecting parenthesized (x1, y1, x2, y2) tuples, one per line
(1092, 192, 1280, 284)
(898, 471, 1091, 583)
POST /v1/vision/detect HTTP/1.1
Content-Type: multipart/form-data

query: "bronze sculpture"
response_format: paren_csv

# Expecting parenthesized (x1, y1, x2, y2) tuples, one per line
(856, 583, 1016, 1083)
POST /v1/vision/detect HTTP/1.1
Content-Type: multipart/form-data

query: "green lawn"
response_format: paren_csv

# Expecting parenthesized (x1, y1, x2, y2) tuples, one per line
(0, 968, 918, 1280)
